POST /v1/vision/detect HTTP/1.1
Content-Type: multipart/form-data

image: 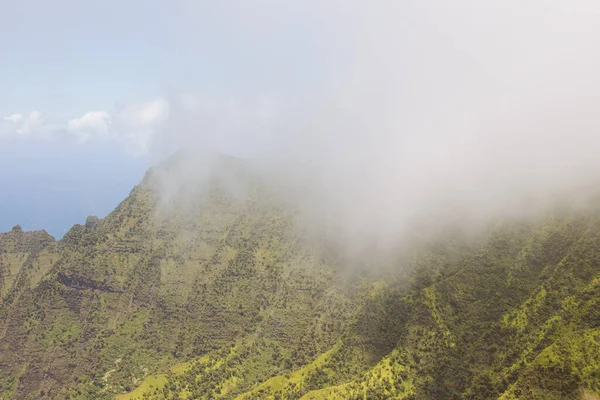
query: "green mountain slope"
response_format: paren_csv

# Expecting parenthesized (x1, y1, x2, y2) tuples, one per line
(0, 224, 55, 302)
(224, 209, 600, 400)
(2, 157, 600, 399)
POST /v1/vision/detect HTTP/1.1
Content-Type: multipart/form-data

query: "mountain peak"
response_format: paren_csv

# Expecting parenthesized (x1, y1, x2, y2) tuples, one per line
(84, 215, 100, 228)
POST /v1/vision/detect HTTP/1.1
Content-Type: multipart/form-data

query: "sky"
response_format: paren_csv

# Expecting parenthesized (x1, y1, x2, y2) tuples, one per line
(0, 1, 329, 237)
(2, 1, 600, 243)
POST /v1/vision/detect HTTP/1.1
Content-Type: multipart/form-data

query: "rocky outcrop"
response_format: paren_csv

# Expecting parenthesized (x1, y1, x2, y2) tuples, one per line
(84, 216, 100, 229)
(0, 227, 55, 254)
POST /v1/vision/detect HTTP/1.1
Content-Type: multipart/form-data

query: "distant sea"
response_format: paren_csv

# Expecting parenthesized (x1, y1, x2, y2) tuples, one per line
(0, 139, 148, 238)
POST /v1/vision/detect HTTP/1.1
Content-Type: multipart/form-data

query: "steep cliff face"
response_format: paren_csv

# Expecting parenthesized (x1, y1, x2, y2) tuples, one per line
(2, 159, 600, 400)
(0, 159, 368, 399)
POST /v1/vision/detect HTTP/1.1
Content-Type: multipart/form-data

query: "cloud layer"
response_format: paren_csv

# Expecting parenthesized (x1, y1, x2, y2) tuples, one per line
(2, 98, 170, 155)
(67, 111, 111, 142)
(145, 0, 600, 257)
(1, 111, 47, 138)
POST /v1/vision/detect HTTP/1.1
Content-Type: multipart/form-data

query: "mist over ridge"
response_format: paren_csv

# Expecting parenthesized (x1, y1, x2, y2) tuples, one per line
(6, 3, 600, 399)
(143, 1, 600, 256)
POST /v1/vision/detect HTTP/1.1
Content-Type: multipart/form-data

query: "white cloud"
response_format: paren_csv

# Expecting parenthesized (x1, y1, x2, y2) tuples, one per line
(1, 114, 23, 138)
(119, 98, 169, 127)
(64, 99, 169, 152)
(4, 113, 23, 123)
(0, 98, 170, 156)
(20, 111, 44, 136)
(1, 94, 271, 157)
(67, 111, 111, 142)
(114, 98, 170, 156)
(1, 111, 48, 138)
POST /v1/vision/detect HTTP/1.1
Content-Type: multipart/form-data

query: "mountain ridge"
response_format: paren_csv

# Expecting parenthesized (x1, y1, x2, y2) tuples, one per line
(1, 157, 600, 399)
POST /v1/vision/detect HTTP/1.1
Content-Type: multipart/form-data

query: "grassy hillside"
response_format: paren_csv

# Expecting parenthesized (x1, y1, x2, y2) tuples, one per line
(2, 157, 600, 399)
(113, 202, 600, 400)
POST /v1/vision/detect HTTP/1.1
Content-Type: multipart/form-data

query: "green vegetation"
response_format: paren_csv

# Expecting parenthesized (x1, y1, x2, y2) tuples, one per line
(2, 157, 600, 399)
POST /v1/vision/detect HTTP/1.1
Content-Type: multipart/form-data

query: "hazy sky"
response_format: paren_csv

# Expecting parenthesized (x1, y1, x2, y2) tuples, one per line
(1, 1, 327, 236)
(2, 1, 600, 240)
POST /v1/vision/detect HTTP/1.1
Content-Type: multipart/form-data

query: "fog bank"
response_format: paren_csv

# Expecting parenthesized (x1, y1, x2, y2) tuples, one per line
(149, 1, 600, 256)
